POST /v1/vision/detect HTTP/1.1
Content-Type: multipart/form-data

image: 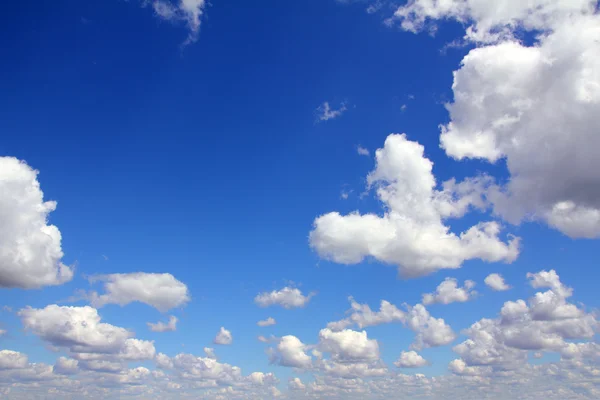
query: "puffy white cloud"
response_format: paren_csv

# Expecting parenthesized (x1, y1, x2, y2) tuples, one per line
(288, 377, 306, 390)
(390, 0, 595, 42)
(52, 357, 79, 375)
(394, 351, 429, 368)
(213, 327, 232, 345)
(318, 328, 380, 362)
(422, 278, 477, 305)
(0, 350, 28, 370)
(151, 0, 207, 45)
(204, 347, 217, 360)
(392, 1, 600, 239)
(255, 287, 315, 309)
(257, 317, 276, 327)
(310, 134, 519, 278)
(453, 270, 598, 374)
(88, 272, 190, 312)
(18, 305, 156, 364)
(316, 101, 347, 122)
(485, 273, 511, 291)
(328, 298, 455, 349)
(327, 297, 406, 331)
(268, 335, 312, 369)
(0, 157, 73, 289)
(405, 304, 456, 349)
(147, 315, 178, 332)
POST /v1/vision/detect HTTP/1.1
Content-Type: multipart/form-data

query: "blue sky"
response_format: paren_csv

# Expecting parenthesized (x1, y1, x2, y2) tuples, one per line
(0, 1, 599, 399)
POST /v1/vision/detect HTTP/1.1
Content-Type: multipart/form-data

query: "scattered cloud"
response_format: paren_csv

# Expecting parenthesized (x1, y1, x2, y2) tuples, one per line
(87, 272, 190, 312)
(316, 101, 347, 122)
(213, 327, 233, 345)
(147, 315, 178, 332)
(394, 351, 428, 368)
(257, 317, 276, 327)
(268, 335, 312, 369)
(357, 145, 370, 156)
(149, 0, 207, 45)
(0, 157, 73, 289)
(485, 273, 511, 291)
(255, 287, 315, 309)
(310, 134, 519, 278)
(422, 278, 477, 305)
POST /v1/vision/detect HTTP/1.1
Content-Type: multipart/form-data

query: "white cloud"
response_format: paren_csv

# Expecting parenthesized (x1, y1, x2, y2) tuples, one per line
(390, 2, 600, 238)
(389, 0, 594, 43)
(394, 351, 429, 368)
(257, 317, 276, 327)
(147, 315, 178, 332)
(255, 287, 315, 309)
(213, 327, 233, 345)
(151, 0, 207, 45)
(405, 304, 456, 349)
(88, 272, 190, 312)
(328, 298, 455, 350)
(316, 101, 347, 122)
(422, 278, 477, 305)
(310, 134, 519, 278)
(0, 157, 73, 289)
(268, 335, 312, 369)
(0, 350, 28, 370)
(18, 305, 156, 363)
(318, 328, 380, 362)
(327, 297, 405, 331)
(485, 273, 511, 291)
(452, 270, 598, 374)
(52, 357, 79, 375)
(357, 145, 370, 156)
(288, 377, 306, 390)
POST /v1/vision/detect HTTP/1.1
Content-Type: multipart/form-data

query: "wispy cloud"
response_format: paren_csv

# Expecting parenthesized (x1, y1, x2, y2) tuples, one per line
(315, 101, 348, 122)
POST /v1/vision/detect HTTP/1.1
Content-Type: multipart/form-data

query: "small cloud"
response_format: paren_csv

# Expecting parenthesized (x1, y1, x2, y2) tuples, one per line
(213, 327, 233, 345)
(257, 317, 277, 327)
(1, 306, 12, 313)
(340, 192, 350, 200)
(366, 1, 383, 14)
(147, 315, 178, 332)
(357, 145, 370, 156)
(316, 101, 347, 122)
(101, 255, 109, 261)
(150, 0, 207, 46)
(401, 104, 408, 112)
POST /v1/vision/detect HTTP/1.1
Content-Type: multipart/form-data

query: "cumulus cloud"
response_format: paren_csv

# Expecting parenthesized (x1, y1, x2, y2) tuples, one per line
(150, 0, 207, 45)
(0, 350, 28, 370)
(328, 298, 455, 350)
(18, 305, 156, 366)
(316, 101, 347, 122)
(0, 157, 73, 289)
(394, 351, 429, 368)
(310, 134, 520, 278)
(327, 297, 405, 331)
(147, 315, 178, 332)
(391, 1, 600, 238)
(255, 287, 315, 309)
(485, 273, 511, 291)
(52, 357, 79, 375)
(268, 335, 312, 369)
(88, 272, 190, 312)
(422, 278, 477, 305)
(213, 327, 233, 345)
(257, 317, 276, 327)
(318, 328, 380, 362)
(452, 270, 598, 374)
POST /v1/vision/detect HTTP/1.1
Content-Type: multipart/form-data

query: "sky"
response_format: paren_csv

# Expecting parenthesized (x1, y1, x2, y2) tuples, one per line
(0, 0, 599, 399)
